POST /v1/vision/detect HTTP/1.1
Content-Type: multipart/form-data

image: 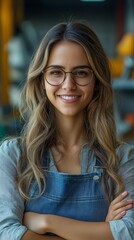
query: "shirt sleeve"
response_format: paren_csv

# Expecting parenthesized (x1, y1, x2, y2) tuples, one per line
(109, 142, 134, 240)
(0, 139, 27, 240)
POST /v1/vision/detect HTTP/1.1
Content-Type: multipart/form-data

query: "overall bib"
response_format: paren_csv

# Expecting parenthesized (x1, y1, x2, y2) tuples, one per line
(25, 150, 109, 223)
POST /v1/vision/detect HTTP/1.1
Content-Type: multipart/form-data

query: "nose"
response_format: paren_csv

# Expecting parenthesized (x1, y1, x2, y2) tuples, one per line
(61, 72, 76, 90)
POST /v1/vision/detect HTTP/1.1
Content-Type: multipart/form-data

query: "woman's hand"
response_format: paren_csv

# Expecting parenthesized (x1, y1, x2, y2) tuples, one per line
(105, 191, 133, 222)
(23, 212, 49, 234)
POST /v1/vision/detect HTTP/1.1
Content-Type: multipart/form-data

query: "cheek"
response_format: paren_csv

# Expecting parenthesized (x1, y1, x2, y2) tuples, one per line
(86, 84, 95, 100)
(46, 89, 53, 102)
(45, 83, 53, 95)
(45, 85, 57, 103)
(85, 91, 95, 108)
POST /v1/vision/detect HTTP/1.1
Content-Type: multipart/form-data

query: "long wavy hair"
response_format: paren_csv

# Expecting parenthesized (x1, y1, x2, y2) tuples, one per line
(17, 20, 123, 200)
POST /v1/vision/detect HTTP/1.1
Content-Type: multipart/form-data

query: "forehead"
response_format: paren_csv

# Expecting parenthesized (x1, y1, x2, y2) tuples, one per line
(47, 40, 91, 67)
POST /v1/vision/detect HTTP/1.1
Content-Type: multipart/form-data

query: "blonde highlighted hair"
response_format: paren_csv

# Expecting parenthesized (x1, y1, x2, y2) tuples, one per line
(17, 20, 123, 200)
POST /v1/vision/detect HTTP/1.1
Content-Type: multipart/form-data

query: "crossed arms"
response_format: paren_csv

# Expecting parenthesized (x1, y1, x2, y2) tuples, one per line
(22, 191, 133, 240)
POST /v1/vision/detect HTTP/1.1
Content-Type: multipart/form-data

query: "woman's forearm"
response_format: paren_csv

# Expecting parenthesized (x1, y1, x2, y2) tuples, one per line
(23, 192, 132, 240)
(47, 215, 114, 240)
(21, 230, 65, 240)
(23, 212, 114, 240)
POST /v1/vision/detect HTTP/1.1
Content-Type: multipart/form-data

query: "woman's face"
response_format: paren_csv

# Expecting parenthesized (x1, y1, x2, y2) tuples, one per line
(43, 40, 95, 120)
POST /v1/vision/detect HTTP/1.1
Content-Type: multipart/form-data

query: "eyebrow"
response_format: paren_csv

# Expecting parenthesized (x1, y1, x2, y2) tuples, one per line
(46, 65, 92, 70)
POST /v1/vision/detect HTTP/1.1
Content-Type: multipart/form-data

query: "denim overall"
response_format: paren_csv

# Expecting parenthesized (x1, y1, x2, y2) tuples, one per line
(25, 147, 109, 223)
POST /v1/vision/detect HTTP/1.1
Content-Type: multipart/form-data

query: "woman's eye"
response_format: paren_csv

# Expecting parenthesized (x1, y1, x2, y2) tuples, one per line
(74, 70, 88, 77)
(50, 70, 62, 75)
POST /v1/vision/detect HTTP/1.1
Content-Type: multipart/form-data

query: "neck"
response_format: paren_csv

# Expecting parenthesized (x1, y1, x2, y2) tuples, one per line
(55, 114, 87, 148)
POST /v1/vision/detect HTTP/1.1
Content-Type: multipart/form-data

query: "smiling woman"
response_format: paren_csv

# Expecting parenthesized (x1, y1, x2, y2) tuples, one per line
(0, 20, 134, 240)
(42, 40, 95, 119)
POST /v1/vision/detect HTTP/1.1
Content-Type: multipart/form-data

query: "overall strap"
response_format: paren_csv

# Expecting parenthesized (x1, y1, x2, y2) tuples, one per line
(93, 158, 106, 173)
(94, 158, 112, 203)
(42, 150, 50, 169)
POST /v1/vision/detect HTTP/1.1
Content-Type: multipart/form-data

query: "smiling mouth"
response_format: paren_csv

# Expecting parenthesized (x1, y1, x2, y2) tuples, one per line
(59, 95, 80, 100)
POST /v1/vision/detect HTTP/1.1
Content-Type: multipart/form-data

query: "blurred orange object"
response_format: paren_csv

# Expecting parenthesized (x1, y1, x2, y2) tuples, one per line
(125, 114, 134, 125)
(109, 58, 124, 77)
(116, 33, 134, 56)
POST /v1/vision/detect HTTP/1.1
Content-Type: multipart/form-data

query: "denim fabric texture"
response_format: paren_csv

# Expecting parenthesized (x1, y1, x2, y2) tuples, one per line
(25, 156, 109, 222)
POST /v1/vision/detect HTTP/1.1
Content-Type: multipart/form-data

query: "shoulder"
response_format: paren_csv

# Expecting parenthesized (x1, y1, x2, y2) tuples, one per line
(0, 138, 21, 169)
(116, 142, 134, 170)
(0, 138, 21, 156)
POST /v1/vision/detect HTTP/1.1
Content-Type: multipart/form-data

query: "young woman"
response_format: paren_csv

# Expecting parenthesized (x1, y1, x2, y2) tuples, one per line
(0, 21, 134, 240)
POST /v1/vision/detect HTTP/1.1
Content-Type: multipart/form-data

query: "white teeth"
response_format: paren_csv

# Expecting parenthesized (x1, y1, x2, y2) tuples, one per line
(61, 96, 78, 100)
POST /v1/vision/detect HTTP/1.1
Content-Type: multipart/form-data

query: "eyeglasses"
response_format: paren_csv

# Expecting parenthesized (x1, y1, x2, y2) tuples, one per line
(43, 67, 94, 86)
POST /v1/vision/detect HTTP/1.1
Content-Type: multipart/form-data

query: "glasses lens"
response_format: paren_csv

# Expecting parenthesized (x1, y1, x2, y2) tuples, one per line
(44, 67, 93, 86)
(45, 68, 64, 85)
(72, 68, 93, 86)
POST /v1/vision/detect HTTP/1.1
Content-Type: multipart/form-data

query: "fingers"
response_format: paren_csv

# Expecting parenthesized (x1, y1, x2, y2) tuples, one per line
(111, 199, 133, 211)
(105, 191, 133, 222)
(111, 191, 128, 205)
(112, 203, 133, 218)
(113, 210, 126, 220)
(110, 191, 133, 211)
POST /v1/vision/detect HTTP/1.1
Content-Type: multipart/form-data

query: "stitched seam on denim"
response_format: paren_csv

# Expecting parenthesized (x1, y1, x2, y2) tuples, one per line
(45, 175, 102, 180)
(40, 194, 105, 201)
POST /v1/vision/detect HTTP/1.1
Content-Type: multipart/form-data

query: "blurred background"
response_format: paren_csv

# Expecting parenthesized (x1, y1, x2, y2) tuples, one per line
(0, 0, 134, 143)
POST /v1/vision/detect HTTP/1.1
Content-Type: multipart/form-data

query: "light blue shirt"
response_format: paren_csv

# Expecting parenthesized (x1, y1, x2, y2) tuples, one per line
(0, 139, 134, 240)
